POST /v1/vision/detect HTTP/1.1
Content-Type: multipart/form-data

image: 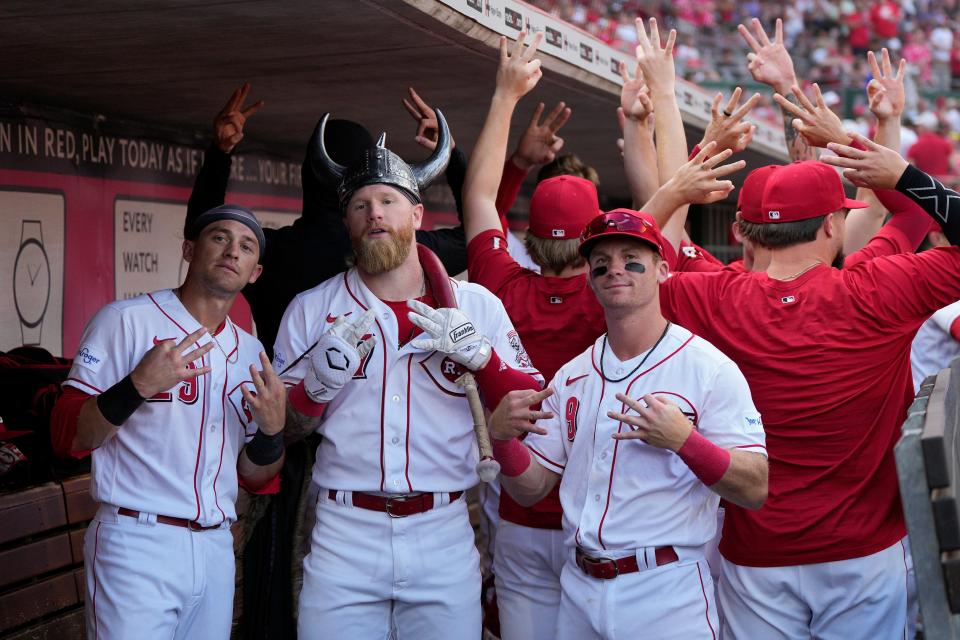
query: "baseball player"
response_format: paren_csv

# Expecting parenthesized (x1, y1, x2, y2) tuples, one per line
(643, 150, 960, 638)
(275, 108, 541, 640)
(49, 204, 286, 639)
(487, 208, 767, 640)
(461, 32, 610, 639)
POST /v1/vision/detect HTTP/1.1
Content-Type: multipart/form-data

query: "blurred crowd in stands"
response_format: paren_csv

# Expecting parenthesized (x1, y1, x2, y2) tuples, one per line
(530, 0, 960, 181)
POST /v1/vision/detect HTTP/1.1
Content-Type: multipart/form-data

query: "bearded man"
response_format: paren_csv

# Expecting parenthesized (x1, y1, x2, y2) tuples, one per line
(272, 113, 542, 640)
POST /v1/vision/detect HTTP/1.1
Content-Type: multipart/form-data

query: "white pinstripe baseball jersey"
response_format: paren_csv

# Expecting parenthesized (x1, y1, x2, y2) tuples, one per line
(273, 267, 540, 493)
(525, 323, 766, 552)
(63, 289, 266, 526)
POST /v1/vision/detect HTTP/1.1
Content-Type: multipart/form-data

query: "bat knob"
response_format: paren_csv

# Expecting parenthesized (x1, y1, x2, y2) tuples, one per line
(477, 457, 501, 483)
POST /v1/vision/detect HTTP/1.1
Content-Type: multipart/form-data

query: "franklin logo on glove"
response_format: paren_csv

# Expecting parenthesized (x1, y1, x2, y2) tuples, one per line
(450, 322, 477, 343)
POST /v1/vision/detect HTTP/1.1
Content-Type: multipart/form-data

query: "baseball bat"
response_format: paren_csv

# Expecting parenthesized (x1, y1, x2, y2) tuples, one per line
(417, 244, 501, 483)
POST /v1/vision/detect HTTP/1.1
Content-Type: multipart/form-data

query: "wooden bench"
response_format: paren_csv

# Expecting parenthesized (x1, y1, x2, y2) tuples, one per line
(0, 475, 95, 639)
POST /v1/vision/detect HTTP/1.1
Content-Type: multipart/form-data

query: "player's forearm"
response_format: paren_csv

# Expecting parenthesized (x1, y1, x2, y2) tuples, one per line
(709, 449, 768, 510)
(641, 180, 688, 253)
(464, 95, 520, 243)
(238, 448, 285, 490)
(623, 119, 660, 208)
(651, 93, 687, 186)
(843, 188, 886, 254)
(780, 95, 817, 161)
(874, 116, 901, 153)
(499, 456, 559, 507)
(283, 384, 325, 444)
(896, 164, 960, 245)
(74, 396, 121, 451)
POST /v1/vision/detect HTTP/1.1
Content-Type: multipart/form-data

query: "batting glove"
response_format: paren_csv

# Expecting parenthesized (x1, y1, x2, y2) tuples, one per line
(304, 310, 377, 403)
(407, 299, 492, 371)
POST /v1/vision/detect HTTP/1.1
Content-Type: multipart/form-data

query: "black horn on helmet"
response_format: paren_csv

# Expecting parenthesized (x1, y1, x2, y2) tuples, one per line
(309, 110, 452, 210)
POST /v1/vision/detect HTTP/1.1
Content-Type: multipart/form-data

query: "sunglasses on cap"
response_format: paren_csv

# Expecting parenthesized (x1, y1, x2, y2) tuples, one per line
(579, 209, 662, 258)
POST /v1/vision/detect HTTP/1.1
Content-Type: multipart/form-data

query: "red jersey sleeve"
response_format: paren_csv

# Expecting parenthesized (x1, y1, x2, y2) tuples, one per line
(674, 240, 725, 273)
(495, 159, 529, 237)
(467, 228, 527, 295)
(844, 188, 931, 267)
(50, 386, 93, 459)
(844, 247, 960, 326)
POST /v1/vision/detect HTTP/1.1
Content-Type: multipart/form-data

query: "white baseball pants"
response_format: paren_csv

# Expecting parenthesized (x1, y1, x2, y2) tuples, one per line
(493, 520, 566, 640)
(718, 538, 909, 640)
(297, 490, 481, 640)
(555, 548, 719, 640)
(84, 505, 235, 640)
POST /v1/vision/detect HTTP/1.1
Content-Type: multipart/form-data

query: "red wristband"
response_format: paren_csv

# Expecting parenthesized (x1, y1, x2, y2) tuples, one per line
(491, 437, 532, 477)
(289, 381, 328, 418)
(676, 430, 731, 486)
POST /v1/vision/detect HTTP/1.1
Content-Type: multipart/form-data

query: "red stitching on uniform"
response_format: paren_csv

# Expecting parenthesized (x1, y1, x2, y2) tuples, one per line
(530, 445, 566, 470)
(405, 354, 413, 493)
(92, 521, 101, 640)
(212, 365, 228, 525)
(589, 341, 616, 550)
(192, 353, 208, 522)
(696, 562, 717, 639)
(148, 292, 190, 336)
(344, 272, 370, 311)
(375, 317, 387, 492)
(66, 377, 104, 394)
(629, 334, 695, 383)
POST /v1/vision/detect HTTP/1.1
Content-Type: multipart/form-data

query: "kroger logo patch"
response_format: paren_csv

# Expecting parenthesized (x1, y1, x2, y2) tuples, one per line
(449, 322, 476, 344)
(76, 345, 106, 372)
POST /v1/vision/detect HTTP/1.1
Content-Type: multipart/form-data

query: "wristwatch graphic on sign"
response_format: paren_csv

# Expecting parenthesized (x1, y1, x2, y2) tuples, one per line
(13, 220, 50, 346)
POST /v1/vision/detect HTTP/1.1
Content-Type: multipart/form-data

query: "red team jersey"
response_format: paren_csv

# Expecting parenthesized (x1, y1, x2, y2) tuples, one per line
(660, 247, 960, 566)
(468, 229, 607, 528)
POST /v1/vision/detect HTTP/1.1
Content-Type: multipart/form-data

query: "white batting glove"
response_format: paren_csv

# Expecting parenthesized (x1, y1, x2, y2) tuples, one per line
(304, 310, 377, 403)
(407, 299, 492, 371)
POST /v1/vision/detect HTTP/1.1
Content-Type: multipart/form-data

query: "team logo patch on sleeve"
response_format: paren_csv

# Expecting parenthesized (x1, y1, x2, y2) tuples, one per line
(744, 413, 764, 434)
(75, 344, 106, 373)
(506, 330, 531, 369)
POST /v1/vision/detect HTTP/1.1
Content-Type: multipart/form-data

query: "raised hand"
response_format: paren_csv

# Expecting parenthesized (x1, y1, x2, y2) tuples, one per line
(511, 101, 571, 170)
(634, 17, 677, 96)
(619, 62, 654, 122)
(402, 86, 455, 151)
(214, 83, 264, 154)
(489, 387, 555, 440)
(609, 393, 693, 451)
(738, 18, 797, 94)
(241, 352, 286, 435)
(663, 142, 745, 205)
(821, 132, 909, 189)
(495, 31, 543, 102)
(774, 84, 849, 148)
(407, 300, 492, 371)
(699, 87, 761, 155)
(303, 310, 377, 403)
(130, 327, 214, 398)
(866, 48, 906, 121)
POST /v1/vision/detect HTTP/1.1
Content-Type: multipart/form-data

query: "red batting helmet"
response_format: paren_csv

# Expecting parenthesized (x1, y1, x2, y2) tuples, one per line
(578, 209, 664, 258)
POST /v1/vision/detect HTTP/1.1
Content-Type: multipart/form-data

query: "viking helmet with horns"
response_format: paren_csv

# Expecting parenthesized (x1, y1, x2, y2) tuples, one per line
(310, 110, 452, 211)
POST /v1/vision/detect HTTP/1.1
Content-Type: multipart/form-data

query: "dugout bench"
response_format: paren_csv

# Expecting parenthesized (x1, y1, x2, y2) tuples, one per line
(896, 359, 960, 639)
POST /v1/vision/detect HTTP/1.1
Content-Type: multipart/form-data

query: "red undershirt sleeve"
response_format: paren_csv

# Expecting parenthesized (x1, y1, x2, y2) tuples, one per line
(495, 159, 530, 238)
(50, 386, 93, 459)
(239, 471, 281, 495)
(950, 316, 960, 343)
(845, 187, 932, 267)
(473, 349, 542, 411)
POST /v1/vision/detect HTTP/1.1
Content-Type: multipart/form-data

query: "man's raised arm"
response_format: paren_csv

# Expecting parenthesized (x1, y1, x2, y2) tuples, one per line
(463, 31, 545, 245)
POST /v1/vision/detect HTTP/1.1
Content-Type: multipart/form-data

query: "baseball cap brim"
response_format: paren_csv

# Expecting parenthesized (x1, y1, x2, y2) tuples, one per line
(842, 197, 870, 210)
(578, 231, 661, 258)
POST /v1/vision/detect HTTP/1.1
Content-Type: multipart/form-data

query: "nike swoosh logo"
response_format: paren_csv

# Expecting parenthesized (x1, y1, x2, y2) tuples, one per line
(566, 374, 589, 386)
(326, 311, 353, 323)
(153, 336, 175, 345)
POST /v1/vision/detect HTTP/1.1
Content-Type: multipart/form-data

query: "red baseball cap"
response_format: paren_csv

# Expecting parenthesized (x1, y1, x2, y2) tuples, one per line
(578, 209, 664, 258)
(529, 176, 601, 240)
(761, 161, 869, 223)
(737, 165, 780, 223)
